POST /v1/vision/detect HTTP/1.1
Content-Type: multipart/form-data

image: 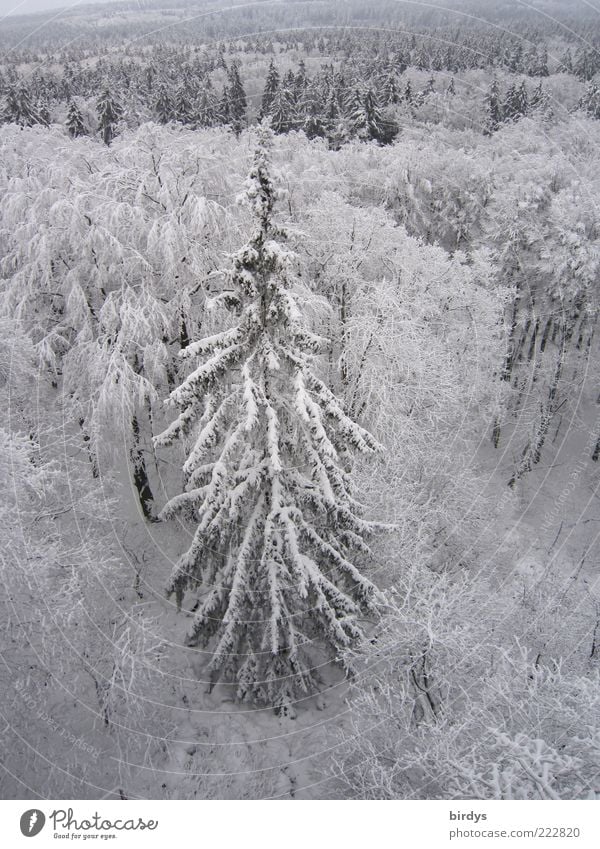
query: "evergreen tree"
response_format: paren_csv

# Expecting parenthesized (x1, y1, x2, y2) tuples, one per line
(574, 47, 597, 82)
(381, 67, 399, 105)
(508, 43, 524, 73)
(144, 62, 157, 96)
(423, 74, 435, 97)
(218, 86, 231, 126)
(431, 50, 443, 71)
(269, 85, 296, 134)
(345, 86, 365, 131)
(282, 69, 297, 101)
(298, 80, 325, 140)
(484, 78, 502, 135)
(443, 47, 456, 72)
(154, 84, 174, 125)
(524, 46, 538, 77)
(324, 86, 345, 148)
(333, 70, 349, 109)
(535, 46, 549, 77)
(38, 100, 51, 126)
(259, 59, 280, 119)
(2, 84, 46, 127)
(96, 87, 122, 146)
(174, 84, 193, 125)
(66, 100, 86, 137)
(579, 83, 600, 120)
(446, 77, 456, 97)
(530, 82, 554, 121)
(216, 43, 227, 71)
(504, 80, 528, 122)
(558, 48, 573, 74)
(394, 50, 408, 75)
(515, 79, 529, 116)
(196, 80, 218, 128)
(347, 87, 398, 144)
(415, 45, 430, 70)
(227, 61, 247, 133)
(154, 127, 381, 711)
(529, 81, 544, 109)
(294, 59, 308, 99)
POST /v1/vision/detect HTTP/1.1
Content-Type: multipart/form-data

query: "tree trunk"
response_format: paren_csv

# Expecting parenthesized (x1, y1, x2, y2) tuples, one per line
(130, 409, 156, 522)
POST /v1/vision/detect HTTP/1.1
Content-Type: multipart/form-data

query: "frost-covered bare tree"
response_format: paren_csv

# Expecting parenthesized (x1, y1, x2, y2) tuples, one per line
(0, 318, 167, 799)
(334, 566, 600, 800)
(0, 124, 236, 519)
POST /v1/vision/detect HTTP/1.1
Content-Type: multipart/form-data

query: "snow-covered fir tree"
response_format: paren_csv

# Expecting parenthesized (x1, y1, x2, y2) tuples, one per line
(39, 99, 51, 126)
(346, 86, 398, 144)
(259, 59, 280, 119)
(579, 82, 600, 120)
(97, 87, 122, 145)
(154, 84, 174, 124)
(504, 80, 528, 122)
(226, 61, 247, 134)
(174, 84, 194, 125)
(294, 60, 308, 98)
(66, 100, 86, 137)
(299, 81, 326, 139)
(196, 79, 218, 128)
(529, 81, 553, 120)
(269, 86, 296, 134)
(423, 74, 435, 97)
(154, 125, 382, 711)
(218, 86, 231, 125)
(484, 78, 503, 134)
(323, 84, 341, 137)
(283, 69, 297, 98)
(558, 48, 573, 74)
(381, 67, 400, 105)
(2, 84, 47, 127)
(574, 47, 596, 81)
(394, 50, 408, 75)
(534, 45, 549, 77)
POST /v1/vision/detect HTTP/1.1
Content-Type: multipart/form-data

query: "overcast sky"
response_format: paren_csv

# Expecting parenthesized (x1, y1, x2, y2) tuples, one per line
(0, 0, 124, 18)
(0, 0, 580, 24)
